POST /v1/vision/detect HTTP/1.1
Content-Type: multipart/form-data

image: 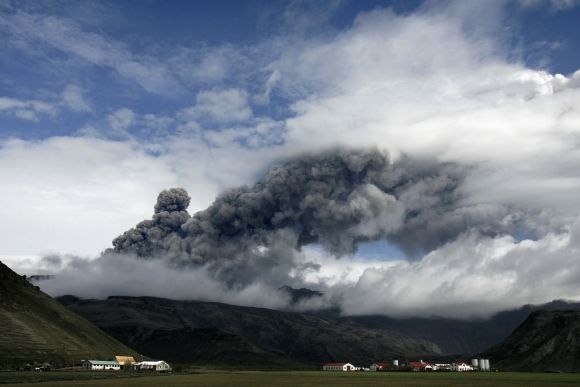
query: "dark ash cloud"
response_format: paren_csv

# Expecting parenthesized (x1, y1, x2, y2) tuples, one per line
(107, 148, 526, 288)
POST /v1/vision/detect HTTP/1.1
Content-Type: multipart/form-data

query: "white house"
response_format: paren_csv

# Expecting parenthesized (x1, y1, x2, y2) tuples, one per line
(322, 362, 356, 371)
(134, 360, 172, 372)
(451, 362, 474, 372)
(84, 360, 121, 371)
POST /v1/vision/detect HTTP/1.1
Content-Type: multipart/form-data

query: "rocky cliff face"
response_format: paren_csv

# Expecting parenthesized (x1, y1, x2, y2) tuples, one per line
(59, 295, 441, 366)
(0, 261, 138, 369)
(483, 310, 580, 372)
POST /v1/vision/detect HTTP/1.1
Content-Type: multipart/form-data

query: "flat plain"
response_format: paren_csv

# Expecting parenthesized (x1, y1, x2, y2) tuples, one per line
(2, 371, 580, 387)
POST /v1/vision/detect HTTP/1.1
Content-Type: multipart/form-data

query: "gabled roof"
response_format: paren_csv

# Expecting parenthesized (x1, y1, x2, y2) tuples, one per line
(137, 361, 168, 366)
(323, 362, 350, 366)
(408, 361, 432, 368)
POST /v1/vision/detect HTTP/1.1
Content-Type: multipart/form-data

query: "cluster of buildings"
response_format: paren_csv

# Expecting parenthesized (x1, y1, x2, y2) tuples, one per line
(82, 356, 171, 372)
(323, 358, 492, 372)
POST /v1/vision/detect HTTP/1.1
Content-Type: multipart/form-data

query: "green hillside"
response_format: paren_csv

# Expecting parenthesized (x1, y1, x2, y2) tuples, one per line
(0, 261, 139, 369)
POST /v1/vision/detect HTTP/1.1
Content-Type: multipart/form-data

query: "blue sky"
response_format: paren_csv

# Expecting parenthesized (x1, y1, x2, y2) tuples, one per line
(2, 0, 580, 317)
(2, 0, 579, 141)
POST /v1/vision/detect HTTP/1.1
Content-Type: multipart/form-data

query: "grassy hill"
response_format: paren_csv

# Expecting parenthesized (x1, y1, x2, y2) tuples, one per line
(0, 261, 139, 369)
(483, 310, 580, 371)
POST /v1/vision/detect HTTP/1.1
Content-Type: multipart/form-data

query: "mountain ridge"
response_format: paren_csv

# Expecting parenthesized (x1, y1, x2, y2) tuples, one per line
(0, 261, 139, 369)
(348, 300, 580, 355)
(58, 295, 442, 366)
(57, 292, 580, 364)
(482, 310, 580, 372)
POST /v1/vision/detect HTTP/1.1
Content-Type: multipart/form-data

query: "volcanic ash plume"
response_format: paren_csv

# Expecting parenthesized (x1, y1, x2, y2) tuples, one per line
(108, 148, 515, 286)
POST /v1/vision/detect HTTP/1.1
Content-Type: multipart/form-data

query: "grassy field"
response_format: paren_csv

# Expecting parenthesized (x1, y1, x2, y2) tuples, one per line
(2, 371, 580, 386)
(0, 371, 162, 385)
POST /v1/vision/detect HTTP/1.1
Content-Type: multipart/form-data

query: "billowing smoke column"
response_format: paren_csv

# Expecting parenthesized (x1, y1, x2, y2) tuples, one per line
(111, 187, 192, 258)
(109, 148, 516, 287)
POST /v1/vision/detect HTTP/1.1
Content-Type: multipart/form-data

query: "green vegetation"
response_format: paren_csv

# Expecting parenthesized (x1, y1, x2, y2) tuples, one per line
(2, 371, 580, 387)
(0, 371, 163, 385)
(0, 261, 139, 369)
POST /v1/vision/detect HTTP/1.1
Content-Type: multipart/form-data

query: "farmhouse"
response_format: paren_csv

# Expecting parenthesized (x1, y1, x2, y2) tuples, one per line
(83, 360, 121, 371)
(133, 360, 172, 372)
(322, 362, 356, 371)
(408, 360, 434, 371)
(451, 362, 474, 372)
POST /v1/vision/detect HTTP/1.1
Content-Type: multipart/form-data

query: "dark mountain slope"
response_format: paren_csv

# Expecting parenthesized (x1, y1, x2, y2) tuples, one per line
(59, 295, 441, 366)
(0, 261, 139, 369)
(483, 310, 580, 372)
(349, 300, 580, 355)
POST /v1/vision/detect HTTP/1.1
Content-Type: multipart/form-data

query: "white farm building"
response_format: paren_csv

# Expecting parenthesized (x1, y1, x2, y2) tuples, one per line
(134, 360, 172, 372)
(322, 362, 356, 371)
(83, 360, 121, 371)
(451, 362, 474, 372)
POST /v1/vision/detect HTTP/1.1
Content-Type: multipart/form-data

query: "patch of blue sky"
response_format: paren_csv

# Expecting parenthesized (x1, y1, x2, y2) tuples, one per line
(308, 240, 407, 262)
(355, 240, 407, 262)
(511, 229, 539, 242)
(233, 127, 286, 150)
(513, 3, 580, 75)
(336, 0, 424, 20)
(0, 102, 90, 141)
(1, 0, 579, 144)
(116, 0, 264, 45)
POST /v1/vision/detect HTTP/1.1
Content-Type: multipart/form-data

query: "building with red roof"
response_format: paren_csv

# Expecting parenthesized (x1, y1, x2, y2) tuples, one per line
(408, 360, 434, 371)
